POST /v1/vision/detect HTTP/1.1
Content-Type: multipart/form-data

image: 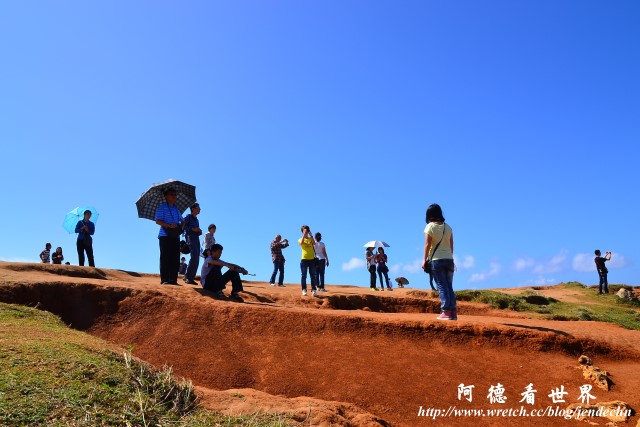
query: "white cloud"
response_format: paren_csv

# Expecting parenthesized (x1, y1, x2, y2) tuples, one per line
(529, 251, 568, 275)
(342, 257, 365, 272)
(454, 255, 475, 270)
(402, 259, 423, 274)
(609, 253, 628, 269)
(468, 261, 502, 283)
(469, 273, 487, 283)
(573, 252, 628, 272)
(514, 257, 535, 271)
(389, 264, 401, 274)
(572, 253, 593, 273)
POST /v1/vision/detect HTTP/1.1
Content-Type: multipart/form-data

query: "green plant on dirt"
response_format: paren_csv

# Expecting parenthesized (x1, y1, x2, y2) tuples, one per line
(0, 303, 291, 426)
(455, 287, 640, 330)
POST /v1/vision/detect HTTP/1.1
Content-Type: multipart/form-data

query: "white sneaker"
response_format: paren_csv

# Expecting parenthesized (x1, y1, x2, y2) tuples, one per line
(312, 290, 318, 297)
(302, 289, 308, 296)
(269, 283, 275, 286)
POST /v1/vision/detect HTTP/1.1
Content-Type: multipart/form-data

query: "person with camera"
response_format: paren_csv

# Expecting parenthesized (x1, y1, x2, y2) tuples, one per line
(269, 234, 289, 287)
(298, 225, 318, 297)
(376, 247, 392, 291)
(155, 187, 184, 285)
(182, 203, 202, 285)
(422, 203, 456, 320)
(75, 209, 96, 267)
(594, 250, 612, 295)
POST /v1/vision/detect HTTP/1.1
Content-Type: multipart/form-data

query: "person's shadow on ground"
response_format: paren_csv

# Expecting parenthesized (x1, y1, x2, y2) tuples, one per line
(191, 287, 275, 304)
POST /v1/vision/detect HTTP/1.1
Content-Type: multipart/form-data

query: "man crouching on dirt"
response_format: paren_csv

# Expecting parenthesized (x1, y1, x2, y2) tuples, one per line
(200, 243, 248, 302)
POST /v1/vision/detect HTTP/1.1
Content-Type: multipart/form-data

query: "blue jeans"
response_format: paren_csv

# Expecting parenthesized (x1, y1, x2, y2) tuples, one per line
(368, 265, 377, 288)
(431, 259, 456, 312)
(300, 259, 317, 291)
(315, 259, 326, 288)
(270, 260, 285, 285)
(598, 271, 609, 293)
(185, 235, 201, 281)
(377, 265, 390, 289)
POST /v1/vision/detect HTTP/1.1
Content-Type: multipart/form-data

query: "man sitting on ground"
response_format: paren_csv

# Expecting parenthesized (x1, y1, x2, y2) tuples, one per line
(200, 243, 248, 302)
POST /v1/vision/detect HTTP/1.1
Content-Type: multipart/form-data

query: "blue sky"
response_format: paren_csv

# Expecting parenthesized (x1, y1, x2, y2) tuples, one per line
(1, 1, 638, 290)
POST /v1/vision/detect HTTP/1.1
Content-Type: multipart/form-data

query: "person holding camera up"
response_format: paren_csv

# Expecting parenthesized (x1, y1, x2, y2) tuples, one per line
(594, 250, 612, 295)
(298, 225, 318, 297)
(269, 234, 289, 287)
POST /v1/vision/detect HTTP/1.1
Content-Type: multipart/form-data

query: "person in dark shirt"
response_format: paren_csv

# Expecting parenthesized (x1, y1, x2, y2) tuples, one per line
(52, 247, 64, 264)
(75, 210, 96, 267)
(594, 249, 612, 294)
(202, 243, 248, 302)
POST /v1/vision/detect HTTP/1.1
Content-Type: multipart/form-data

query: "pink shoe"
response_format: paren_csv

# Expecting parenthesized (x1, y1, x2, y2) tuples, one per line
(436, 311, 451, 320)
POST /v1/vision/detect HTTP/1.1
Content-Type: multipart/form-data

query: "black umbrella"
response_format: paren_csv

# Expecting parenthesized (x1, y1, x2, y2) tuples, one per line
(136, 179, 196, 220)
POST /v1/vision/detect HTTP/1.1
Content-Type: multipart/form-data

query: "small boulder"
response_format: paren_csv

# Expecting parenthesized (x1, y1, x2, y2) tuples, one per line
(616, 288, 633, 300)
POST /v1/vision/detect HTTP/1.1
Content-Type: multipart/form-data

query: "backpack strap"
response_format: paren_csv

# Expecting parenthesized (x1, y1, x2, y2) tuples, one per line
(429, 223, 446, 261)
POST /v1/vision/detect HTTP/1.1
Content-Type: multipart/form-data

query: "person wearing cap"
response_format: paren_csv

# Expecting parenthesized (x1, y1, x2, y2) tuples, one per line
(182, 203, 202, 285)
(155, 187, 184, 285)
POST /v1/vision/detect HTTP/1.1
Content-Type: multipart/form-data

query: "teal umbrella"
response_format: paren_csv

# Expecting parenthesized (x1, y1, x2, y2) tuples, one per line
(63, 207, 99, 234)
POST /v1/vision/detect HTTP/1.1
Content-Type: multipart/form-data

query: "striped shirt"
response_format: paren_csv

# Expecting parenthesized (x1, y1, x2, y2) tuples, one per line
(40, 249, 51, 263)
(271, 240, 288, 263)
(155, 202, 184, 238)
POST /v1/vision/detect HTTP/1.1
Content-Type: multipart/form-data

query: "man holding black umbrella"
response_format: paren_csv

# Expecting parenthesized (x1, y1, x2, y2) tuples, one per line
(155, 187, 184, 285)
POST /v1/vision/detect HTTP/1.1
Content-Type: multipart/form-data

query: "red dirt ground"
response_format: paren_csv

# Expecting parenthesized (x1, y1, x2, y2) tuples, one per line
(0, 262, 638, 427)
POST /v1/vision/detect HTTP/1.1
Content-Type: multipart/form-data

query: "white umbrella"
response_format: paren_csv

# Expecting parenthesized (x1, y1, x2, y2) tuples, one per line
(363, 240, 390, 248)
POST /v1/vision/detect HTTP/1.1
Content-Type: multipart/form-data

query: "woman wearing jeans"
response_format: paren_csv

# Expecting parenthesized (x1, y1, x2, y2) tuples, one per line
(422, 203, 456, 320)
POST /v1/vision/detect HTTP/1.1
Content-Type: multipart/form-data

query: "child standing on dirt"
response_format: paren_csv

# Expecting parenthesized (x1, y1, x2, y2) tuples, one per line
(52, 247, 64, 264)
(40, 243, 52, 263)
(594, 250, 612, 295)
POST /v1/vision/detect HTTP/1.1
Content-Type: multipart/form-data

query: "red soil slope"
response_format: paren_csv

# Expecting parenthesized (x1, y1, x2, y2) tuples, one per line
(0, 262, 638, 427)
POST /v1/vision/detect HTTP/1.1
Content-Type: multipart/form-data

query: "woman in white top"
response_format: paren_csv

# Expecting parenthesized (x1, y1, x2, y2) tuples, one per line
(422, 203, 456, 320)
(314, 232, 329, 291)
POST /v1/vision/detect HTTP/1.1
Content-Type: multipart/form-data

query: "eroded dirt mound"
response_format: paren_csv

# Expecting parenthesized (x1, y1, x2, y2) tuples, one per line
(195, 387, 391, 426)
(1, 262, 639, 427)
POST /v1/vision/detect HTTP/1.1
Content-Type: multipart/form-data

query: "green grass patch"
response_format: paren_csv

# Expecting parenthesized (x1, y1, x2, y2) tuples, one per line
(0, 303, 291, 426)
(455, 285, 640, 330)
